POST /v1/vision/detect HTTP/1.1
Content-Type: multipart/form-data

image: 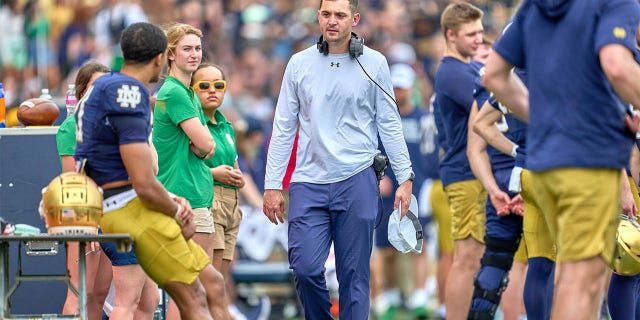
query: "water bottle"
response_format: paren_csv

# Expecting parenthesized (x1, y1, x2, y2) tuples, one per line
(0, 82, 5, 128)
(65, 84, 77, 117)
(39, 88, 53, 100)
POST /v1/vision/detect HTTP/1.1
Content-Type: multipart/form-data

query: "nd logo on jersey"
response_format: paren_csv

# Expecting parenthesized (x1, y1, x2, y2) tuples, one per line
(117, 85, 142, 109)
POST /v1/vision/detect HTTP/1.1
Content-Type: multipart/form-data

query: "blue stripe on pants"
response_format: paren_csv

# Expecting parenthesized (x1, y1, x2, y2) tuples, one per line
(288, 167, 379, 320)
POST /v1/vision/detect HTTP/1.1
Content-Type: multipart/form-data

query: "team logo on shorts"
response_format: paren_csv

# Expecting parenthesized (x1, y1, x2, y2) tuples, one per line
(613, 27, 626, 39)
(117, 85, 142, 109)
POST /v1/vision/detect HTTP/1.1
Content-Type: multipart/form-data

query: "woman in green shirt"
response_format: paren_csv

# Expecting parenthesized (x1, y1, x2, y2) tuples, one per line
(153, 23, 229, 320)
(192, 63, 245, 284)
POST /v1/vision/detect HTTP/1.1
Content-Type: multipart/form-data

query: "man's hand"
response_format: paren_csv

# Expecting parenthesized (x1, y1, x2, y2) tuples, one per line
(172, 196, 193, 225)
(508, 194, 524, 216)
(625, 112, 640, 134)
(180, 217, 196, 240)
(263, 189, 286, 225)
(394, 180, 413, 219)
(490, 190, 512, 216)
(622, 187, 638, 219)
(213, 165, 244, 188)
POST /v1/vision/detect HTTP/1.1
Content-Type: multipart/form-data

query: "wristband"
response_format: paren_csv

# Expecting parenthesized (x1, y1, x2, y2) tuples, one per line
(174, 204, 183, 226)
(196, 150, 208, 160)
(510, 145, 519, 158)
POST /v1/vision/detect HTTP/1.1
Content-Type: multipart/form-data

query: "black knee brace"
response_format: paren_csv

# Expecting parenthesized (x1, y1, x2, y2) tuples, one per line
(468, 236, 520, 320)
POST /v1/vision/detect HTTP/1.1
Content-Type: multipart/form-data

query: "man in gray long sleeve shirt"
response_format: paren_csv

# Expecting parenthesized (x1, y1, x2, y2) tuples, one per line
(262, 1, 413, 319)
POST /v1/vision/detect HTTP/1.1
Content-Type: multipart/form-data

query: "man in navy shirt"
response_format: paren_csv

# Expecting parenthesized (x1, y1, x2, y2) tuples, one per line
(433, 3, 486, 319)
(75, 22, 229, 319)
(483, 1, 640, 318)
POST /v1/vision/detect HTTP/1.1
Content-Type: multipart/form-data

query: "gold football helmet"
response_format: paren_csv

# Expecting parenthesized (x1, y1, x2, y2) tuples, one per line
(609, 215, 640, 276)
(41, 172, 103, 235)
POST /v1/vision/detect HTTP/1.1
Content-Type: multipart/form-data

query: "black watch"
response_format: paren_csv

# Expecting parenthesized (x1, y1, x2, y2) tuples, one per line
(407, 172, 415, 182)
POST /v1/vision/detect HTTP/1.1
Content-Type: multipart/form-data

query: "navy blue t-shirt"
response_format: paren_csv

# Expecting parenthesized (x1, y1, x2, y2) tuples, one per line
(75, 72, 152, 186)
(494, 0, 639, 171)
(434, 57, 483, 186)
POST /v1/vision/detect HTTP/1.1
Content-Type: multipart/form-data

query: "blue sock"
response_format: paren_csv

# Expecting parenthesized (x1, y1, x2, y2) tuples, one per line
(524, 257, 554, 320)
(609, 273, 640, 320)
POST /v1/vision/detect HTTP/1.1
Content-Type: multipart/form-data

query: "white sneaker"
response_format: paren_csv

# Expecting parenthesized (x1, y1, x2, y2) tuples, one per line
(373, 289, 402, 316)
(406, 288, 428, 310)
(435, 304, 446, 320)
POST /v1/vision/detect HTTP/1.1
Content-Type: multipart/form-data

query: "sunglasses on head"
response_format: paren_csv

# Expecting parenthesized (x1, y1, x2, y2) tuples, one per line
(193, 80, 227, 91)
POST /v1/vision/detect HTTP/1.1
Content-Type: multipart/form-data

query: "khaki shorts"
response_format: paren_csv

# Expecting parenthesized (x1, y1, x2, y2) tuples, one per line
(531, 168, 619, 263)
(431, 180, 454, 253)
(193, 207, 214, 234)
(212, 185, 243, 261)
(444, 179, 486, 243)
(520, 169, 556, 261)
(514, 235, 528, 263)
(100, 197, 210, 287)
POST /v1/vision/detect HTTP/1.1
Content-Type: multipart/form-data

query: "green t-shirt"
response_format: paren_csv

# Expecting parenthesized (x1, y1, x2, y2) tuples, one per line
(205, 110, 238, 189)
(153, 76, 213, 208)
(56, 116, 76, 169)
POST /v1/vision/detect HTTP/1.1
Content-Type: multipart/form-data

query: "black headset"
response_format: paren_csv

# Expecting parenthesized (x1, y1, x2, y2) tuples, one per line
(316, 31, 398, 110)
(317, 32, 364, 58)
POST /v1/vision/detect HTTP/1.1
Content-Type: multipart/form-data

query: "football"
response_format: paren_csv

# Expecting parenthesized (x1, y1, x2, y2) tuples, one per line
(17, 98, 60, 126)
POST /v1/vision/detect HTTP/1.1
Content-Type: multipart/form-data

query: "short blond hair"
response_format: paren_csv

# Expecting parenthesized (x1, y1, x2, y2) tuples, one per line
(440, 3, 483, 39)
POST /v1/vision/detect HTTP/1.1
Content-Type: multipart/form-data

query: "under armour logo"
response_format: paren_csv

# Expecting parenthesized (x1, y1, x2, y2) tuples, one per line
(117, 85, 142, 109)
(330, 62, 340, 68)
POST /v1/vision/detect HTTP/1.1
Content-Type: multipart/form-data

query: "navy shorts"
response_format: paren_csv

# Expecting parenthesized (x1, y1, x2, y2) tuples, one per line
(98, 229, 139, 266)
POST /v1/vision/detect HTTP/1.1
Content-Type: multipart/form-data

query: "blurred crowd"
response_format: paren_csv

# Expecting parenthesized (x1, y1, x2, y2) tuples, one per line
(0, 0, 520, 191)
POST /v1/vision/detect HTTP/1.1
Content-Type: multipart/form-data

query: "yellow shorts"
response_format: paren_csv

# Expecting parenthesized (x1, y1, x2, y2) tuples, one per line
(444, 179, 486, 243)
(531, 168, 620, 263)
(212, 185, 243, 261)
(520, 169, 556, 261)
(193, 207, 214, 234)
(431, 180, 454, 253)
(514, 235, 528, 263)
(100, 197, 210, 287)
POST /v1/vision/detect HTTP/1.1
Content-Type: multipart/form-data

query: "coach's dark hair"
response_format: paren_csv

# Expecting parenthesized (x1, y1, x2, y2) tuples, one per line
(319, 0, 358, 14)
(120, 22, 167, 64)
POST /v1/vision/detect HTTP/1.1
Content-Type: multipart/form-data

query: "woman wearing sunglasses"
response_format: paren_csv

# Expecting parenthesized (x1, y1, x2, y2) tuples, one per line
(152, 23, 230, 320)
(191, 63, 248, 316)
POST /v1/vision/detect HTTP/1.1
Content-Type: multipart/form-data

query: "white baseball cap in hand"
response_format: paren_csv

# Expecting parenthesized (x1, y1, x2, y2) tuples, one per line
(388, 194, 423, 254)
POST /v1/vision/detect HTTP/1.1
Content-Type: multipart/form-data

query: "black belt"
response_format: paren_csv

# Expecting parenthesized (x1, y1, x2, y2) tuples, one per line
(103, 184, 133, 199)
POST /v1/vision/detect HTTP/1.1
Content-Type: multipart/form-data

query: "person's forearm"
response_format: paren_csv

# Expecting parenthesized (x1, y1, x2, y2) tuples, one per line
(61, 155, 76, 173)
(468, 149, 500, 196)
(474, 122, 517, 157)
(134, 180, 180, 218)
(601, 45, 640, 109)
(483, 52, 529, 122)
